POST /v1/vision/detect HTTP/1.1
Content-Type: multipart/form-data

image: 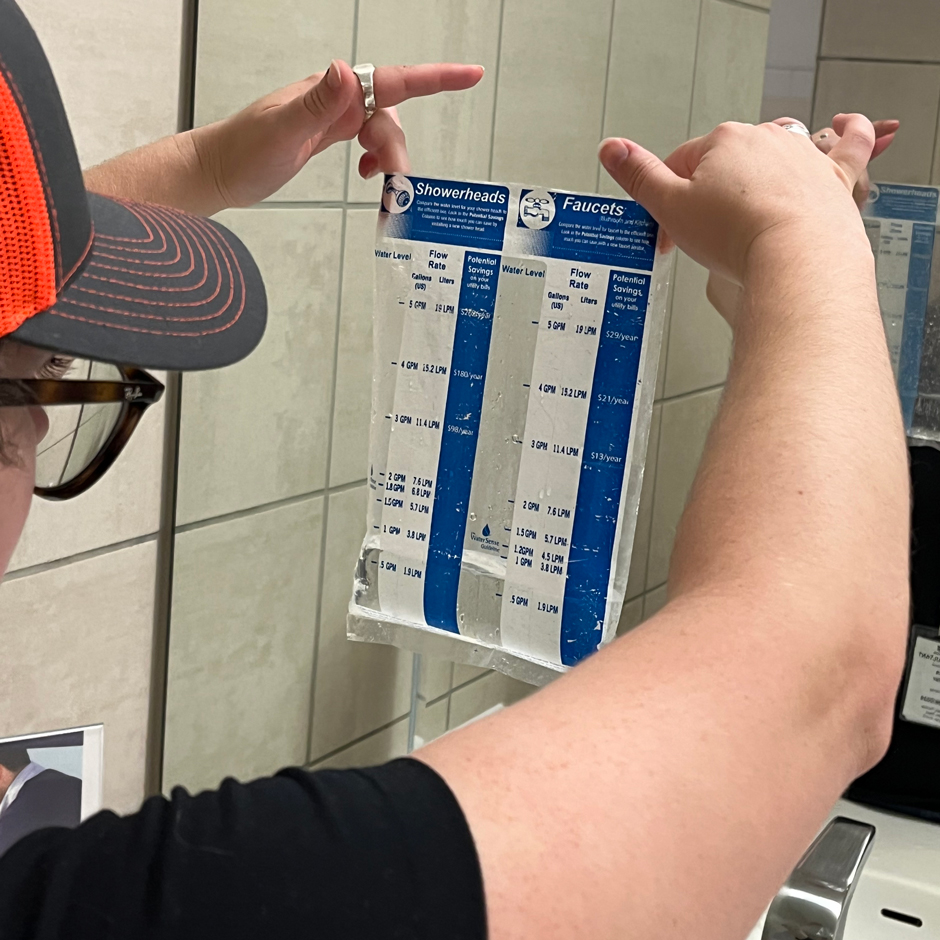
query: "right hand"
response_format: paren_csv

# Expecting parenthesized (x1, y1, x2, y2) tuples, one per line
(598, 114, 878, 292)
(700, 117, 898, 325)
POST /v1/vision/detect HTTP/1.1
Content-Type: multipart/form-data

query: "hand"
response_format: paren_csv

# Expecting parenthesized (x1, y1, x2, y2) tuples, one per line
(702, 117, 898, 325)
(600, 114, 878, 298)
(191, 60, 484, 210)
(812, 118, 898, 208)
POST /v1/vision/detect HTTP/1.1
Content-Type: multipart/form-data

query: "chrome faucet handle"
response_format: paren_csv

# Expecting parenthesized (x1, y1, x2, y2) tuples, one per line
(761, 817, 875, 940)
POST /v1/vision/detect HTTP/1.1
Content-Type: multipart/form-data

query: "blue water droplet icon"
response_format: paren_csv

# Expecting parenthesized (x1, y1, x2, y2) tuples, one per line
(482, 524, 491, 537)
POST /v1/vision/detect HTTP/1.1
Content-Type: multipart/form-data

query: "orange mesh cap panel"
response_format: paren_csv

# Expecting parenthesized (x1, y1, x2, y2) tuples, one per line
(0, 68, 56, 338)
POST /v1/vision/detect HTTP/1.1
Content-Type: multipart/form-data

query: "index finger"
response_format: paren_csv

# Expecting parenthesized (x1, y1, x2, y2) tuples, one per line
(374, 64, 485, 108)
(828, 113, 876, 186)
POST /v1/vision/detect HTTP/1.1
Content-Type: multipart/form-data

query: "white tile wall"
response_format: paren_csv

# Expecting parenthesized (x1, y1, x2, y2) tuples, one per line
(813, 61, 940, 186)
(194, 0, 355, 202)
(163, 497, 323, 794)
(309, 485, 412, 761)
(599, 0, 701, 189)
(647, 386, 723, 588)
(491, 0, 614, 192)
(20, 0, 184, 168)
(331, 209, 377, 487)
(821, 0, 940, 64)
(176, 208, 342, 524)
(690, 0, 769, 138)
(348, 0, 503, 202)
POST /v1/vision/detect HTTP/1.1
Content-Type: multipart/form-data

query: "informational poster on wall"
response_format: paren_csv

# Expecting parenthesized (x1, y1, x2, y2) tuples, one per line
(863, 182, 940, 440)
(0, 725, 103, 859)
(348, 174, 671, 684)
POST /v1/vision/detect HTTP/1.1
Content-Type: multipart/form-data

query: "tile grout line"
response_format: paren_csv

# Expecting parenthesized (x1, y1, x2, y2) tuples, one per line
(307, 712, 409, 767)
(642, 5, 705, 598)
(595, 0, 618, 194)
(716, 0, 770, 12)
(486, 0, 508, 181)
(817, 55, 940, 67)
(175, 479, 367, 535)
(4, 531, 160, 582)
(305, 162, 355, 764)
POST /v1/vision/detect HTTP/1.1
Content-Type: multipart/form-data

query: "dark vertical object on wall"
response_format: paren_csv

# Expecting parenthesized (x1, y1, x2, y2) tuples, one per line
(144, 0, 199, 798)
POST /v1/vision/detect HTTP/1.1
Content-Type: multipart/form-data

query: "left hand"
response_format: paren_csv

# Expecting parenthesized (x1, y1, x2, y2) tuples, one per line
(191, 59, 484, 211)
(704, 117, 898, 326)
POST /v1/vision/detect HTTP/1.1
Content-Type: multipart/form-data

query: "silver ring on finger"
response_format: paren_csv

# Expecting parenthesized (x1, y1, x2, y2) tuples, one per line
(352, 62, 377, 121)
(780, 122, 812, 140)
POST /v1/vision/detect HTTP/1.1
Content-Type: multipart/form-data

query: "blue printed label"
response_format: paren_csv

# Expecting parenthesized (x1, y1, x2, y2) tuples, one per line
(865, 184, 939, 224)
(516, 189, 657, 270)
(559, 270, 650, 664)
(381, 175, 509, 251)
(424, 252, 501, 631)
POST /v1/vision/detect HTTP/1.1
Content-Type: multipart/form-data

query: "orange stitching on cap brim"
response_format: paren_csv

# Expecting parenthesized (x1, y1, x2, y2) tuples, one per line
(50, 207, 249, 336)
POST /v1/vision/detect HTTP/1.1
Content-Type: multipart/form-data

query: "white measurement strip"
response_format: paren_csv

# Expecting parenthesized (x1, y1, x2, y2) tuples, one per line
(499, 261, 609, 662)
(377, 242, 464, 623)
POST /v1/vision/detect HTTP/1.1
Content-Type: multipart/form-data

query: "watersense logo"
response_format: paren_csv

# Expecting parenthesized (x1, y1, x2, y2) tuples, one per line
(383, 175, 414, 214)
(470, 522, 500, 552)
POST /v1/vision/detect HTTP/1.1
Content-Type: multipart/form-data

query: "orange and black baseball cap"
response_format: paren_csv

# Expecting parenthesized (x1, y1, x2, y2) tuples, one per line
(0, 0, 266, 370)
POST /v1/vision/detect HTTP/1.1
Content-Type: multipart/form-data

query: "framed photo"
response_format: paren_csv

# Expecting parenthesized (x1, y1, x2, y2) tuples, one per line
(0, 724, 103, 859)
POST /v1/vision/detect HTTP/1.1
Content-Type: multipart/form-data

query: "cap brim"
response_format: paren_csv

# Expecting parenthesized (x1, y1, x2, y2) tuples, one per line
(12, 192, 267, 370)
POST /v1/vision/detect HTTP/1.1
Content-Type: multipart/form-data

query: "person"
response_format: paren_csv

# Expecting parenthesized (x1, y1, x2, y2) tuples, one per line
(0, 0, 910, 937)
(0, 746, 81, 860)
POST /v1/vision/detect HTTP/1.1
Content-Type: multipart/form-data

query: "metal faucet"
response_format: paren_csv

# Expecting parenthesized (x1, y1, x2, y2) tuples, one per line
(761, 817, 876, 940)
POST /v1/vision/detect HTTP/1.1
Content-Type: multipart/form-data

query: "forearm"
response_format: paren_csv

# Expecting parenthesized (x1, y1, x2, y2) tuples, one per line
(670, 224, 909, 720)
(82, 126, 226, 216)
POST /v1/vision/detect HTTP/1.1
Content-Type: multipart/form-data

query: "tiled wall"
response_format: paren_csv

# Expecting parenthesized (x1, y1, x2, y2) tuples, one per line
(0, 0, 772, 807)
(812, 0, 940, 186)
(162, 0, 770, 786)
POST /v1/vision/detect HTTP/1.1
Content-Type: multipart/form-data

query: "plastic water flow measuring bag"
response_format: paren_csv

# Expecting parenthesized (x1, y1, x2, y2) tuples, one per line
(347, 174, 672, 685)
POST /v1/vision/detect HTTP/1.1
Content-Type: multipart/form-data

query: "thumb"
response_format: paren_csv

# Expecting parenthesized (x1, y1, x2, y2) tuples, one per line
(598, 138, 688, 222)
(288, 59, 357, 136)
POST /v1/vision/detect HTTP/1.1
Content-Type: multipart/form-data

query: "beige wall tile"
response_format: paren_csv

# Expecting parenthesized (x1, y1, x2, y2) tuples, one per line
(821, 0, 940, 63)
(617, 595, 644, 636)
(420, 656, 454, 703)
(760, 95, 813, 127)
(934, 128, 940, 186)
(312, 716, 410, 769)
(20, 0, 183, 168)
(598, 0, 700, 197)
(194, 0, 355, 202)
(0, 541, 157, 814)
(331, 209, 376, 486)
(414, 698, 449, 748)
(647, 387, 722, 587)
(163, 496, 323, 794)
(176, 208, 342, 525)
(347, 0, 503, 203)
(491, 0, 614, 192)
(664, 253, 732, 398)
(643, 583, 669, 620)
(690, 0, 769, 138)
(813, 61, 940, 185)
(453, 663, 489, 687)
(8, 377, 166, 572)
(448, 671, 533, 729)
(626, 403, 662, 599)
(309, 485, 412, 760)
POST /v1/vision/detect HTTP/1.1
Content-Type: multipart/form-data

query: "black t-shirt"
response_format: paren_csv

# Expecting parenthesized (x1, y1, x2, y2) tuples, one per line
(0, 758, 486, 940)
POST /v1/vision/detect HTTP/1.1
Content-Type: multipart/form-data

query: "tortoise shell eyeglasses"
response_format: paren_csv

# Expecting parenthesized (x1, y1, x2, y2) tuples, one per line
(0, 362, 164, 500)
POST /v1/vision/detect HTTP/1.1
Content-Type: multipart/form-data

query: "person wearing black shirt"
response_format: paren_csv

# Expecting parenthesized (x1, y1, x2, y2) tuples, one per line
(0, 1, 911, 937)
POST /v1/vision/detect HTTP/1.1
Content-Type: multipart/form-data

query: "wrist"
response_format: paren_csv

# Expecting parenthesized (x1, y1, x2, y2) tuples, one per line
(185, 124, 231, 216)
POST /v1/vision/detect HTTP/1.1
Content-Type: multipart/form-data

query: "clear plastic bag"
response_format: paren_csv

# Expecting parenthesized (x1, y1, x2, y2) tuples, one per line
(347, 175, 673, 685)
